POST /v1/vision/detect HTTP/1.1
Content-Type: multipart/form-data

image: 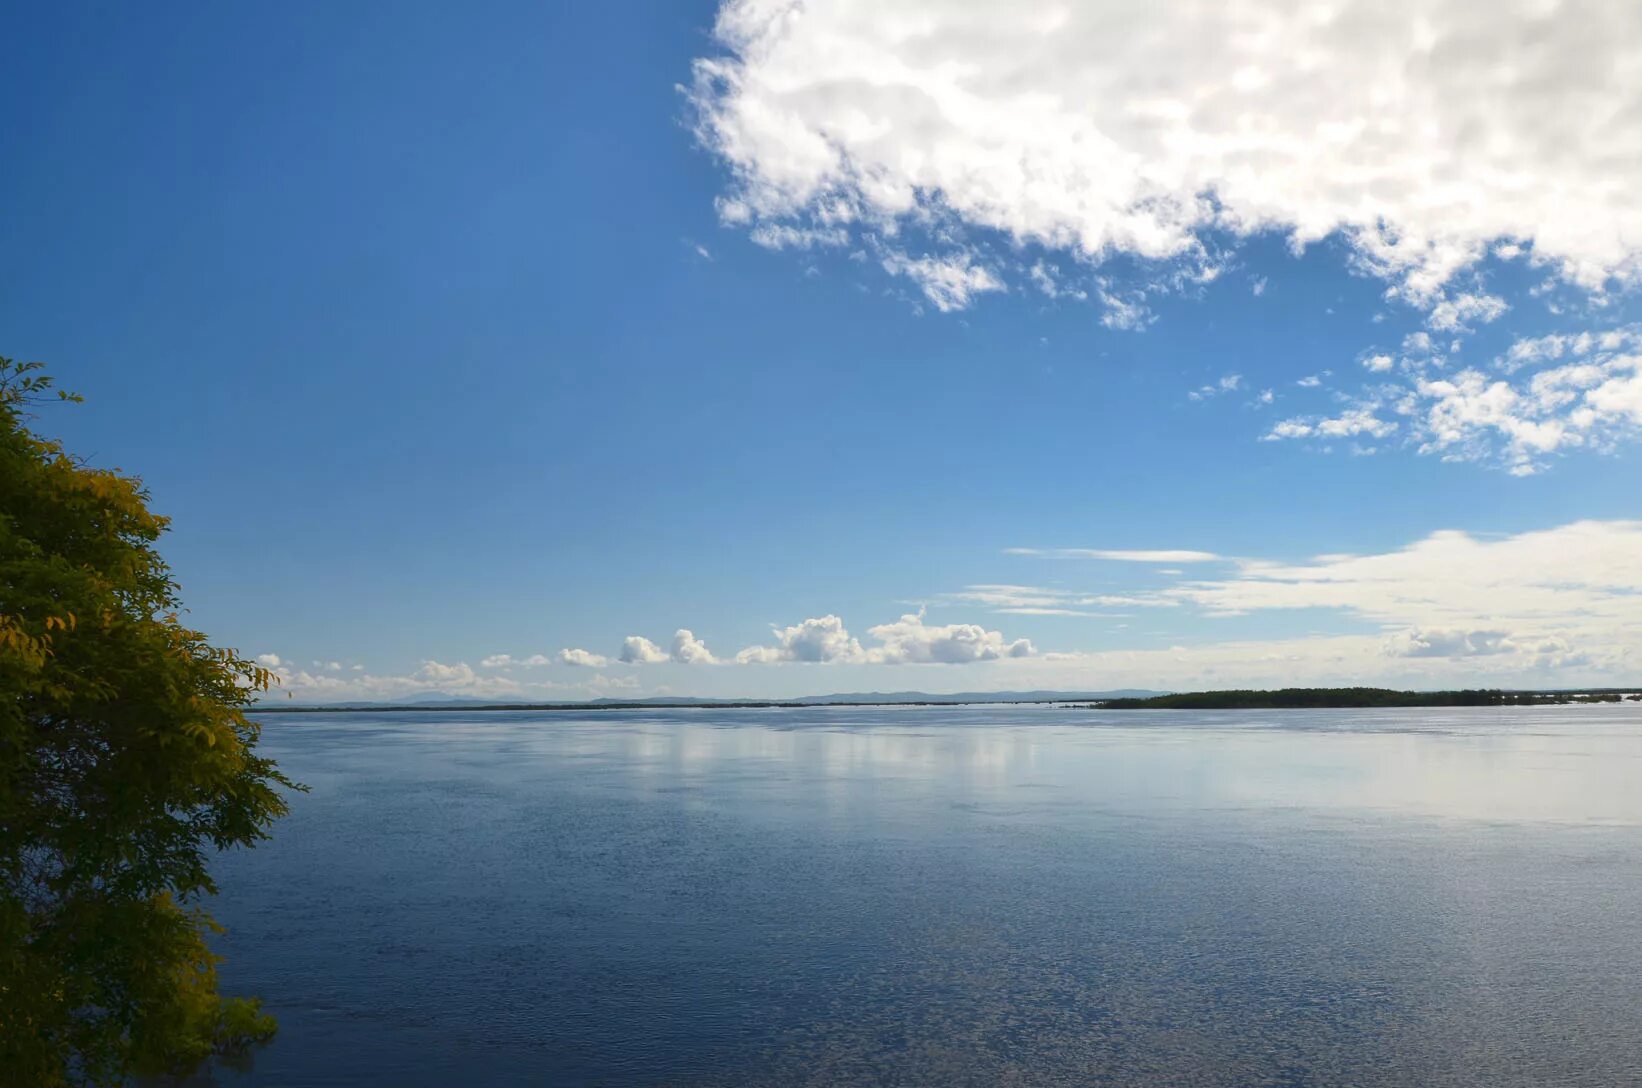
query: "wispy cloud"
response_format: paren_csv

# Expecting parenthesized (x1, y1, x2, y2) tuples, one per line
(1005, 547, 1221, 563)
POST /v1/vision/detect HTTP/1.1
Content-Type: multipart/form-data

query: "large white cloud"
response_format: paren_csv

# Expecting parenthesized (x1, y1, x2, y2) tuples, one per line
(689, 0, 1642, 315)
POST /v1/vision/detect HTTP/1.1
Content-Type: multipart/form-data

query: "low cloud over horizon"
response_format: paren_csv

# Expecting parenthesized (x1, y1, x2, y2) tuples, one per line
(257, 517, 1642, 703)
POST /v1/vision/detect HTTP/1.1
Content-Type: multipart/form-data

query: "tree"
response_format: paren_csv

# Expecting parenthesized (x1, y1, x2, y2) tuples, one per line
(0, 358, 299, 1085)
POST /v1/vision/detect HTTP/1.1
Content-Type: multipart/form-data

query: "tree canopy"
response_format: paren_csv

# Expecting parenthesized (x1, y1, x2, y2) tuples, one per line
(0, 358, 298, 1084)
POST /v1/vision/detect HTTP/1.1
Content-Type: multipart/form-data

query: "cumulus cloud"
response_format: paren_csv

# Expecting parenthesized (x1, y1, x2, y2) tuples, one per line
(558, 648, 610, 667)
(735, 611, 1034, 664)
(689, 0, 1642, 314)
(736, 614, 863, 664)
(865, 611, 1035, 663)
(410, 660, 482, 686)
(619, 636, 671, 664)
(615, 630, 723, 664)
(670, 629, 719, 665)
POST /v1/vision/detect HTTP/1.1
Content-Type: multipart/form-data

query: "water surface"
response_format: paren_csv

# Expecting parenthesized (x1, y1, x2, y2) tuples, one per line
(192, 705, 1642, 1085)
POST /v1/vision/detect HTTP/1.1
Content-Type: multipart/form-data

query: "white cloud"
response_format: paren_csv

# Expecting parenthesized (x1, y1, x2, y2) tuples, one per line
(610, 630, 723, 665)
(480, 653, 552, 668)
(865, 611, 1034, 663)
(1095, 282, 1154, 331)
(619, 636, 671, 664)
(1188, 374, 1242, 401)
(690, 0, 1642, 313)
(1251, 276, 1268, 297)
(1166, 521, 1642, 650)
(1412, 327, 1642, 472)
(255, 653, 282, 668)
(1005, 547, 1220, 562)
(1027, 260, 1090, 302)
(941, 584, 1131, 616)
(1265, 405, 1397, 442)
(736, 614, 863, 664)
(736, 611, 1034, 664)
(1263, 325, 1642, 472)
(671, 628, 719, 665)
(972, 519, 1641, 686)
(410, 660, 482, 687)
(1264, 420, 1312, 440)
(1296, 375, 1323, 388)
(558, 648, 610, 667)
(1382, 628, 1515, 658)
(748, 223, 848, 250)
(880, 249, 1003, 312)
(1426, 291, 1508, 333)
(252, 654, 653, 705)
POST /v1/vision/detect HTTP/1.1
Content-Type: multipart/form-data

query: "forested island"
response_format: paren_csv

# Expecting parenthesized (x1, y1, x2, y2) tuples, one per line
(1092, 687, 1640, 709)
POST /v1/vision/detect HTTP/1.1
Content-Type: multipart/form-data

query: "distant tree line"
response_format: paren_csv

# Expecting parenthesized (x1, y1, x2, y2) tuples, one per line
(1095, 687, 1639, 710)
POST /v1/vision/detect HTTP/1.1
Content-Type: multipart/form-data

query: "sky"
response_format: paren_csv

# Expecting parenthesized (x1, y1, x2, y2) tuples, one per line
(3, 0, 1640, 702)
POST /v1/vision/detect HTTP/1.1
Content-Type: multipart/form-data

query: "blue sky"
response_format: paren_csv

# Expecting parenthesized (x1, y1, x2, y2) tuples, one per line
(5, 1, 1640, 700)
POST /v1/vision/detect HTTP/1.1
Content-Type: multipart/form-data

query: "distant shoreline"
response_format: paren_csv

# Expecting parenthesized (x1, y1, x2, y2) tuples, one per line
(1087, 686, 1642, 710)
(254, 686, 1642, 714)
(254, 697, 1076, 714)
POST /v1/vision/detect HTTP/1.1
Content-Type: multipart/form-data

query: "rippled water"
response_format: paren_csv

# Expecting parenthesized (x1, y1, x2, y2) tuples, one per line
(181, 704, 1642, 1086)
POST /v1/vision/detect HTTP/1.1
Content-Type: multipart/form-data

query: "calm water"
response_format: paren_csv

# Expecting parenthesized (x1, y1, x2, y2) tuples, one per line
(184, 705, 1642, 1086)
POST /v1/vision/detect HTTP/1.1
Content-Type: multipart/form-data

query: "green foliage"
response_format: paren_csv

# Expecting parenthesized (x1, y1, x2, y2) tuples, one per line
(0, 358, 298, 1085)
